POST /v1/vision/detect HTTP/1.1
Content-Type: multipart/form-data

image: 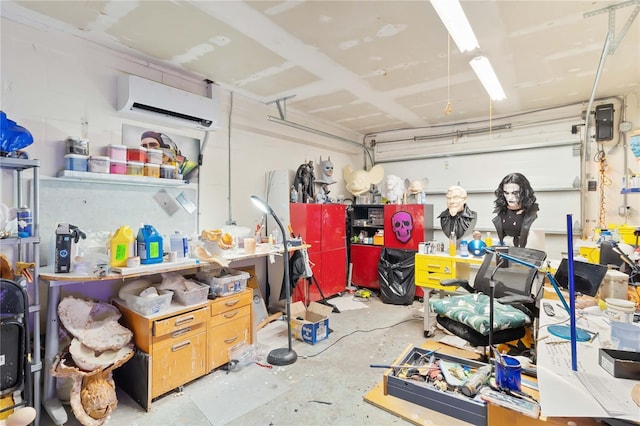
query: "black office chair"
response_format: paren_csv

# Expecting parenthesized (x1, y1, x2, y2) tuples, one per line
(429, 247, 547, 351)
(0, 279, 33, 415)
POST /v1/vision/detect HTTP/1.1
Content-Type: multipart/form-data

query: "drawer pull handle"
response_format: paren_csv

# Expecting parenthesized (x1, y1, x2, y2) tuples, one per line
(224, 311, 239, 319)
(224, 336, 239, 344)
(175, 315, 195, 326)
(427, 264, 441, 268)
(224, 299, 240, 307)
(172, 327, 191, 338)
(171, 341, 191, 351)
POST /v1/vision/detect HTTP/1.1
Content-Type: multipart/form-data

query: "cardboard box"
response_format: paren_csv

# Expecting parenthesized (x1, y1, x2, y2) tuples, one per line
(290, 301, 333, 344)
(599, 348, 640, 379)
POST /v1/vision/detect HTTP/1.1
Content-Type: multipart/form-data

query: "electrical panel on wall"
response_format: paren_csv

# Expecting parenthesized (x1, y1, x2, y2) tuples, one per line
(595, 103, 614, 141)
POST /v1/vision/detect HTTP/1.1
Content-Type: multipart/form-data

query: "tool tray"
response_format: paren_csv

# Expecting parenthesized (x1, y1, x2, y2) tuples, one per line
(383, 346, 489, 426)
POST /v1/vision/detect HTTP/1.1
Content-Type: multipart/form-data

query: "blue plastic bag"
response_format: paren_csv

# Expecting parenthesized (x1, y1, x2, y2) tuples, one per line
(1, 111, 34, 155)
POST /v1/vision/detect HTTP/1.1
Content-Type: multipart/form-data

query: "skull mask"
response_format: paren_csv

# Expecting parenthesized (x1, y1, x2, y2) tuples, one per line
(391, 211, 413, 243)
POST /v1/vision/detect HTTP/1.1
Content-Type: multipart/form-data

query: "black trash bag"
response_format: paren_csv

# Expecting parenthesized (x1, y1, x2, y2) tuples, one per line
(377, 248, 415, 305)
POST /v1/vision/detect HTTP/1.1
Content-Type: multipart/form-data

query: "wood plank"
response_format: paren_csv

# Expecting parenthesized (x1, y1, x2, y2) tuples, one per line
(363, 381, 470, 426)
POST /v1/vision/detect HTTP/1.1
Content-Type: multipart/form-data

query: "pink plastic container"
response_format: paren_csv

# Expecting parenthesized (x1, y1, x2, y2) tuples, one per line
(110, 159, 127, 175)
(108, 144, 128, 162)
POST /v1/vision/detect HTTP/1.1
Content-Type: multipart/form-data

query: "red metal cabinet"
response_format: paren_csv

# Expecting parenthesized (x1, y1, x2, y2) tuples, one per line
(290, 204, 347, 303)
(383, 204, 434, 299)
(350, 244, 383, 289)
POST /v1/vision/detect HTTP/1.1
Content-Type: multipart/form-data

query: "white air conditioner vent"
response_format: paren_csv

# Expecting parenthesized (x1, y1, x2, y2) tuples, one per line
(117, 75, 219, 130)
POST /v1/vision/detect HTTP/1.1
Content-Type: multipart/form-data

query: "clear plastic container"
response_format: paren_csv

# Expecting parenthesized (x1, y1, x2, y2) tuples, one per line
(144, 163, 160, 178)
(110, 159, 127, 175)
(108, 144, 128, 162)
(160, 164, 177, 179)
(610, 321, 640, 351)
(122, 289, 173, 315)
(65, 137, 89, 155)
(146, 148, 163, 164)
(88, 156, 110, 173)
(196, 268, 249, 297)
(65, 154, 89, 171)
(127, 161, 144, 176)
(127, 147, 147, 163)
(173, 281, 209, 305)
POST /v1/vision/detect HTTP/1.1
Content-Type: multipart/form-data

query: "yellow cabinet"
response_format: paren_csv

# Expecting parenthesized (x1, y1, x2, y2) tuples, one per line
(207, 289, 252, 371)
(415, 253, 483, 291)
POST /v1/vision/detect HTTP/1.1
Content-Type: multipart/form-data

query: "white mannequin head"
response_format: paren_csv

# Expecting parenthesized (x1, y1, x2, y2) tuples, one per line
(503, 183, 522, 210)
(445, 185, 467, 216)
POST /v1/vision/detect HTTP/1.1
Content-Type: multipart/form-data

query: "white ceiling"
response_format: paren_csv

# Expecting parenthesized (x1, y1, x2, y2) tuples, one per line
(2, 1, 639, 136)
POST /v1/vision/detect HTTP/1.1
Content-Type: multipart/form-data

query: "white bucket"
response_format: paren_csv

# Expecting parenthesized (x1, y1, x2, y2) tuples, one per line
(604, 298, 635, 323)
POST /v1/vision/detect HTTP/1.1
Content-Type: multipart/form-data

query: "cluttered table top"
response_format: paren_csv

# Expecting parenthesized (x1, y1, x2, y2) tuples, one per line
(536, 286, 640, 421)
(39, 243, 310, 283)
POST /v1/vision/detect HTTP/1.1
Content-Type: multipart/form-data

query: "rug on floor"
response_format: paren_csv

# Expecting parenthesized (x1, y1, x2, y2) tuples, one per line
(326, 293, 370, 312)
(188, 363, 290, 425)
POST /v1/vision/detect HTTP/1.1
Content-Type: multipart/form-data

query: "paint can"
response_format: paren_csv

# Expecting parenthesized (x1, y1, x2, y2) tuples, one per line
(17, 206, 33, 237)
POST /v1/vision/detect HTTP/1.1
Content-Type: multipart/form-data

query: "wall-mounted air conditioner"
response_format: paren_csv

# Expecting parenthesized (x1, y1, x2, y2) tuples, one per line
(116, 75, 220, 130)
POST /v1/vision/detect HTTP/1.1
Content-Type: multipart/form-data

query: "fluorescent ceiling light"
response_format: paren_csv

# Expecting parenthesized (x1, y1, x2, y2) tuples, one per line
(469, 56, 507, 101)
(430, 0, 479, 53)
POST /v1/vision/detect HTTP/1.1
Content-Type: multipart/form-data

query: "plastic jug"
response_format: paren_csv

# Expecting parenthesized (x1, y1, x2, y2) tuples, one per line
(137, 224, 164, 264)
(110, 225, 135, 268)
(170, 230, 188, 258)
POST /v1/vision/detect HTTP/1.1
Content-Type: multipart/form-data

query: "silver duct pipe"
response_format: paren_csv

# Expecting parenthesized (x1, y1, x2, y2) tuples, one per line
(375, 139, 577, 164)
(266, 115, 374, 166)
(411, 123, 512, 142)
(226, 91, 236, 225)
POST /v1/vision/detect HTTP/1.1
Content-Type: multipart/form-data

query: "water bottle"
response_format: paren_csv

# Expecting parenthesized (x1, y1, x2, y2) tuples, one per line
(460, 240, 469, 257)
(290, 185, 298, 203)
(272, 227, 282, 245)
(170, 231, 188, 258)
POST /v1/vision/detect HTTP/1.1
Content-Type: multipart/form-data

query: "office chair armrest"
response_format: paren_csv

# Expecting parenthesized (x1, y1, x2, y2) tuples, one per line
(497, 294, 534, 305)
(440, 278, 474, 293)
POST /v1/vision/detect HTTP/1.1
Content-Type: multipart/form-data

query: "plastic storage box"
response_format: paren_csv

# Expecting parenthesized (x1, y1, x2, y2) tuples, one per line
(108, 144, 128, 162)
(65, 154, 89, 171)
(65, 137, 89, 155)
(127, 147, 147, 163)
(122, 289, 173, 315)
(144, 163, 160, 178)
(127, 161, 144, 176)
(173, 281, 209, 305)
(196, 268, 249, 297)
(89, 156, 110, 173)
(146, 148, 163, 164)
(110, 159, 127, 175)
(160, 164, 177, 179)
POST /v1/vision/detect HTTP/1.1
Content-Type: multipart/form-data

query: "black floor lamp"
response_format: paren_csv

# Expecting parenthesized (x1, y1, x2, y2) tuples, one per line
(250, 195, 297, 366)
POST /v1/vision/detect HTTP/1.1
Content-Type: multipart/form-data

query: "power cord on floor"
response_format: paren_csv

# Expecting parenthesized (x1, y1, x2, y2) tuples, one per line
(301, 317, 421, 358)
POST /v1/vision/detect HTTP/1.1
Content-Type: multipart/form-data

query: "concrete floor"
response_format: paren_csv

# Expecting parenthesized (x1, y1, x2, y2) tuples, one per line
(41, 294, 448, 426)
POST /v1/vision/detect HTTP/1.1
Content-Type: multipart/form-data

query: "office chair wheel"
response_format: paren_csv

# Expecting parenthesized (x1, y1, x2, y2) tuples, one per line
(424, 330, 432, 338)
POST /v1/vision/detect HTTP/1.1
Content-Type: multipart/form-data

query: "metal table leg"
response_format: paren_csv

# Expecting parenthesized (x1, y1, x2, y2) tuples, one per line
(42, 282, 67, 425)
